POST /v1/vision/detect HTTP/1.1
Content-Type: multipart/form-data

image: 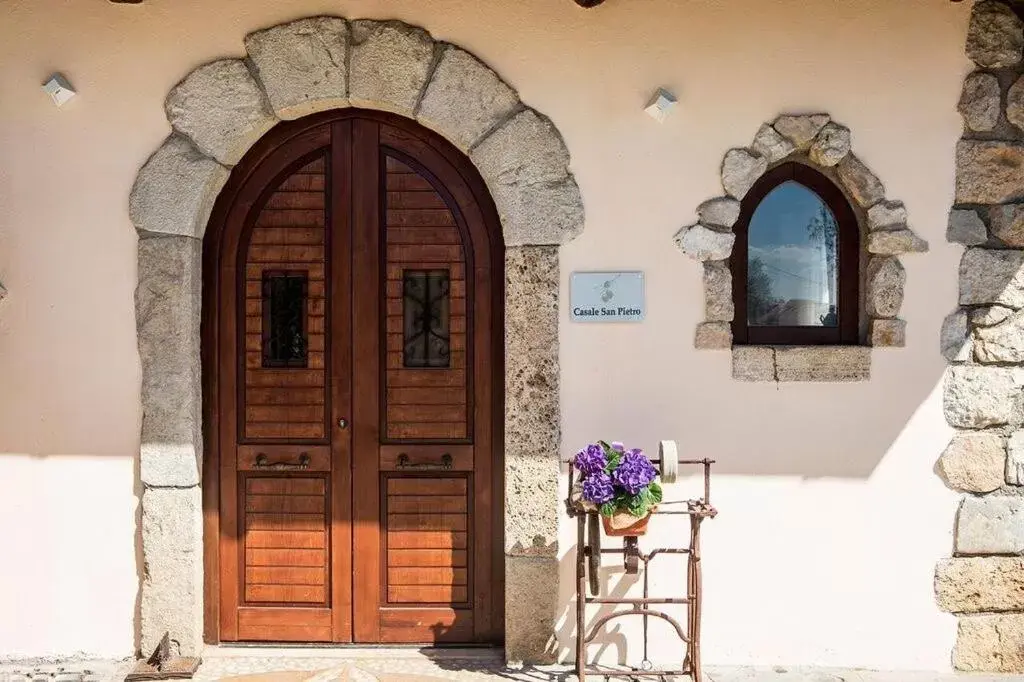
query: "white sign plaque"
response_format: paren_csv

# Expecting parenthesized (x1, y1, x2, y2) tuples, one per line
(570, 271, 645, 322)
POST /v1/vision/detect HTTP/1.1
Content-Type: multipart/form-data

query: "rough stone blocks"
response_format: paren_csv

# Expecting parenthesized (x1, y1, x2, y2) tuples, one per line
(937, 557, 1024, 613)
(165, 59, 278, 166)
(956, 496, 1024, 556)
(245, 17, 349, 120)
(140, 486, 203, 657)
(504, 556, 559, 664)
(129, 135, 229, 239)
(418, 46, 520, 150)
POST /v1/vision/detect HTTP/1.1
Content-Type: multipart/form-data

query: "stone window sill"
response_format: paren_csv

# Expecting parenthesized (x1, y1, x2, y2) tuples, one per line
(732, 345, 872, 382)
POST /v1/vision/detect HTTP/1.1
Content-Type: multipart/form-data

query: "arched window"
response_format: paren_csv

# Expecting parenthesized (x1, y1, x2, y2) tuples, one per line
(731, 163, 859, 345)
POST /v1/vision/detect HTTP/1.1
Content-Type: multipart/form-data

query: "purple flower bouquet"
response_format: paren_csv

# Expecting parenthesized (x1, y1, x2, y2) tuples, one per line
(572, 441, 663, 527)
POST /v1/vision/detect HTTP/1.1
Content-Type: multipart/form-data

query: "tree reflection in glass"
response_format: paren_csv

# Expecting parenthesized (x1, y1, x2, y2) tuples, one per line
(747, 181, 839, 328)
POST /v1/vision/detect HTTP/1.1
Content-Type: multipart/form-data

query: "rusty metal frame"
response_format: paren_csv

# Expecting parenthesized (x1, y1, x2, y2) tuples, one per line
(566, 458, 717, 681)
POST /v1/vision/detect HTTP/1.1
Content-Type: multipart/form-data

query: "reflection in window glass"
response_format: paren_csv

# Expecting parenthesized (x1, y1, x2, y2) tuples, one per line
(747, 181, 838, 328)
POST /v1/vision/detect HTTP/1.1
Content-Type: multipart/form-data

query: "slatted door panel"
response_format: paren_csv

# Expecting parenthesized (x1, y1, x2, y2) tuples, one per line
(242, 475, 329, 606)
(242, 155, 329, 442)
(383, 156, 469, 442)
(381, 476, 474, 641)
(386, 476, 470, 604)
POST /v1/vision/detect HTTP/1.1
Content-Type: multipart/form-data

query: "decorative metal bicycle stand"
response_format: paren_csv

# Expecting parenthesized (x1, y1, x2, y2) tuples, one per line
(565, 442, 717, 681)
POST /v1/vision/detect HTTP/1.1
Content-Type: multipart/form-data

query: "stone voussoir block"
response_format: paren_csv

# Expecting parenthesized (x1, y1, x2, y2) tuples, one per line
(937, 557, 1024, 613)
(944, 365, 1024, 429)
(751, 123, 794, 164)
(165, 59, 278, 166)
(956, 495, 1024, 555)
(245, 17, 349, 120)
(836, 154, 885, 208)
(808, 122, 851, 167)
(472, 109, 583, 246)
(349, 19, 435, 116)
(418, 44, 520, 151)
(774, 345, 871, 383)
(720, 148, 767, 200)
(129, 134, 229, 239)
(772, 113, 830, 150)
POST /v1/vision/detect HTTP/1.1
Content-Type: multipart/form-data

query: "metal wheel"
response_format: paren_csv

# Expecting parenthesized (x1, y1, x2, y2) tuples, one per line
(587, 512, 601, 596)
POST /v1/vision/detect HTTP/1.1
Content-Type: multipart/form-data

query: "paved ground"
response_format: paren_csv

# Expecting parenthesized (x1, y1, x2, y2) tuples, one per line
(5, 649, 1024, 682)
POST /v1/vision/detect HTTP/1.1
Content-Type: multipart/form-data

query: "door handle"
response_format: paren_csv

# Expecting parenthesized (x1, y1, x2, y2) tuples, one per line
(254, 452, 311, 470)
(396, 453, 453, 470)
(338, 418, 349, 429)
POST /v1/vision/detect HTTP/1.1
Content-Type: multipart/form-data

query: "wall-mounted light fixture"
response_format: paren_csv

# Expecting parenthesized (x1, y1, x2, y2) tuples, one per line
(644, 88, 677, 123)
(42, 73, 77, 107)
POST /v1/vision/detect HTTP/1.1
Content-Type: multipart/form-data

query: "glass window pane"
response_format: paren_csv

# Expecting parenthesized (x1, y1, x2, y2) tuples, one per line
(747, 181, 839, 328)
(403, 270, 451, 368)
(262, 272, 307, 367)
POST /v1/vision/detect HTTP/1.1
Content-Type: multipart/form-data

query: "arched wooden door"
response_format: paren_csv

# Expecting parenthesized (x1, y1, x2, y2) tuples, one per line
(203, 111, 504, 645)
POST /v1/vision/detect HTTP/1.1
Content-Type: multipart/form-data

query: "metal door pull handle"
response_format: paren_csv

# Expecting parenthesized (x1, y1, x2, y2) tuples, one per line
(254, 452, 311, 470)
(396, 453, 453, 470)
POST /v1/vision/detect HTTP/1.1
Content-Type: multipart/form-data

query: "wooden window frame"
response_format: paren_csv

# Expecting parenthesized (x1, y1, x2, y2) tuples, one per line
(731, 162, 860, 346)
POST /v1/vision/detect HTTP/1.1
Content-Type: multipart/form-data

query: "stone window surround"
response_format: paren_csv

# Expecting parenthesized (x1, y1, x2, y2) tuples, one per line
(673, 114, 928, 382)
(129, 16, 585, 663)
(936, 0, 1024, 673)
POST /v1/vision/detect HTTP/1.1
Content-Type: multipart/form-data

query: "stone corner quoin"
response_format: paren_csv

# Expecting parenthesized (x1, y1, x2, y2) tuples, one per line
(677, 113, 924, 370)
(940, 0, 1024, 674)
(130, 14, 587, 665)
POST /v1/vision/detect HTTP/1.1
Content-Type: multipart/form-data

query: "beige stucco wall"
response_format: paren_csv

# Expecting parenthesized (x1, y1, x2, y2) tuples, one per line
(0, 0, 970, 669)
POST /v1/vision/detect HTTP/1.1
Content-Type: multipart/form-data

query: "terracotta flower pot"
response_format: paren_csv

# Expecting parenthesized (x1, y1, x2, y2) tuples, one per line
(601, 509, 655, 536)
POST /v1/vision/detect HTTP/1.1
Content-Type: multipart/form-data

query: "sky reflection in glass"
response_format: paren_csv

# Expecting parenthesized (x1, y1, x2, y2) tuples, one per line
(747, 181, 838, 328)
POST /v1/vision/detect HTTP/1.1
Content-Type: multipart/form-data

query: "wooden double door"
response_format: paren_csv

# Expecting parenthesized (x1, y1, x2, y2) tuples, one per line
(205, 111, 503, 645)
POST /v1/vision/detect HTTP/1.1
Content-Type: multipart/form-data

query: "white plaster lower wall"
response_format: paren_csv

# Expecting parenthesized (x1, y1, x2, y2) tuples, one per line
(0, 0, 970, 669)
(0, 457, 137, 659)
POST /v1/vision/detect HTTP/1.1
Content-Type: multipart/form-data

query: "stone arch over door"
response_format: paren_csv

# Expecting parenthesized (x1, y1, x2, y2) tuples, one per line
(130, 16, 583, 662)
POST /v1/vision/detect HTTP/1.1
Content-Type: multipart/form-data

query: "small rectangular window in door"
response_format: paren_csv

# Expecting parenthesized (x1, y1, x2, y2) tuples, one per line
(262, 271, 308, 368)
(402, 270, 451, 369)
